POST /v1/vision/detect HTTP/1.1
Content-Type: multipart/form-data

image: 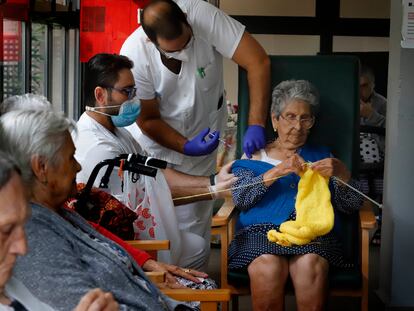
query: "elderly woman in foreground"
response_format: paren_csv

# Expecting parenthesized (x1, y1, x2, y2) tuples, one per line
(228, 80, 363, 311)
(0, 109, 195, 311)
(0, 153, 119, 311)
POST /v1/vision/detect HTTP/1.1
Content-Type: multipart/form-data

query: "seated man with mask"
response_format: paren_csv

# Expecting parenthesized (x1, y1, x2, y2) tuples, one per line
(74, 53, 236, 272)
(0, 93, 216, 290)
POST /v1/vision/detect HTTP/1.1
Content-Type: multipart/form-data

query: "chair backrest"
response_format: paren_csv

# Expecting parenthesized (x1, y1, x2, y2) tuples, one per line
(237, 55, 360, 176)
(236, 55, 361, 268)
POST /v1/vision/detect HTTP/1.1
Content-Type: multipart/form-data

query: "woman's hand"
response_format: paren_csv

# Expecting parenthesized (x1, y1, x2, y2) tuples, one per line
(74, 288, 119, 311)
(142, 259, 208, 289)
(263, 154, 305, 187)
(310, 158, 351, 182)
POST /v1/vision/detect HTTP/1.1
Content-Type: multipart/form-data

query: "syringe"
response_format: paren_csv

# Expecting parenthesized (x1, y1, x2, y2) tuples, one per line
(208, 132, 232, 148)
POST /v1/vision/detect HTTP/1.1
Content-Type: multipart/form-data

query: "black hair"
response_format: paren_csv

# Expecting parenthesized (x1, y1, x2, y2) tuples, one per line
(83, 53, 134, 107)
(141, 0, 189, 44)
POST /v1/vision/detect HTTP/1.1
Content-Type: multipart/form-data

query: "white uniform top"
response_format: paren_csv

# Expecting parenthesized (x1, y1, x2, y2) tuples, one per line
(73, 113, 184, 265)
(121, 0, 245, 166)
(74, 112, 145, 207)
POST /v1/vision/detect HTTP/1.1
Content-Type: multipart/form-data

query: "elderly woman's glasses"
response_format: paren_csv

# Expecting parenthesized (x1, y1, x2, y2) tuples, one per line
(279, 114, 315, 129)
(107, 86, 137, 100)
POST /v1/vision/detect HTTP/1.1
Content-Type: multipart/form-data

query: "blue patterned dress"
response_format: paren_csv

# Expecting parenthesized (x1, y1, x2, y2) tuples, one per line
(228, 145, 363, 270)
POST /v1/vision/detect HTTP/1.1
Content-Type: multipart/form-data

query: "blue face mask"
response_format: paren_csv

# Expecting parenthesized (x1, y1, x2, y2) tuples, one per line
(86, 98, 141, 127)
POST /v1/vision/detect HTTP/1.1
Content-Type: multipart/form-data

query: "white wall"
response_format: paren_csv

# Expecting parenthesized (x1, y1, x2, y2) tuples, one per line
(378, 0, 414, 307)
(219, 0, 390, 107)
(223, 35, 320, 106)
(220, 0, 315, 16)
(340, 0, 390, 18)
(333, 36, 389, 52)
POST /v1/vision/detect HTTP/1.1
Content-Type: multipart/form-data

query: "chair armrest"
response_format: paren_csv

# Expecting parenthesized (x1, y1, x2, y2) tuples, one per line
(145, 271, 166, 283)
(126, 240, 170, 251)
(212, 197, 236, 227)
(359, 200, 377, 230)
(161, 288, 231, 302)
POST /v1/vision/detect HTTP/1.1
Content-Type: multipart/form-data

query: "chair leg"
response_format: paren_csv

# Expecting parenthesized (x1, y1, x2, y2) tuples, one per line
(231, 295, 239, 311)
(361, 295, 368, 311)
(361, 226, 370, 311)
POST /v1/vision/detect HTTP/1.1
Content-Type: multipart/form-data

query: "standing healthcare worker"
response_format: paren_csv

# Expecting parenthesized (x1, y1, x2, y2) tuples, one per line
(121, 0, 270, 268)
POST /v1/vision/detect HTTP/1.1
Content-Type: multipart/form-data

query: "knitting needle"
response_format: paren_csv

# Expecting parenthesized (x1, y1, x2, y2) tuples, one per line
(173, 166, 383, 209)
(172, 175, 284, 202)
(304, 161, 383, 208)
(333, 176, 383, 208)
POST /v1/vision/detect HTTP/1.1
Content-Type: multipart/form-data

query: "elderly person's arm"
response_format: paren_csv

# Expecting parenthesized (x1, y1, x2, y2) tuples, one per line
(364, 110, 385, 127)
(91, 222, 207, 287)
(360, 99, 385, 127)
(90, 223, 152, 266)
(231, 168, 268, 210)
(232, 154, 304, 210)
(310, 157, 363, 213)
(330, 178, 363, 214)
(14, 221, 128, 311)
(74, 289, 119, 311)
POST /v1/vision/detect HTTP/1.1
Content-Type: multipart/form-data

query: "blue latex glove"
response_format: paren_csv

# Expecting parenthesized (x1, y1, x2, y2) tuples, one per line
(183, 128, 220, 156)
(243, 125, 266, 158)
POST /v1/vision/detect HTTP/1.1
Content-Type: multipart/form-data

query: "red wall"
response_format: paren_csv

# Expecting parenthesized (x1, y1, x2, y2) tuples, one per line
(80, 0, 149, 63)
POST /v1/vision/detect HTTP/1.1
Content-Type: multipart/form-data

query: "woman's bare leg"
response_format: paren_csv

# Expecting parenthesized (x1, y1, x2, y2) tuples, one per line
(289, 253, 329, 311)
(248, 254, 289, 311)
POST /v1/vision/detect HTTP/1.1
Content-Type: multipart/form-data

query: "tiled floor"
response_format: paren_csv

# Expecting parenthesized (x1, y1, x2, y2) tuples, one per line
(206, 243, 384, 310)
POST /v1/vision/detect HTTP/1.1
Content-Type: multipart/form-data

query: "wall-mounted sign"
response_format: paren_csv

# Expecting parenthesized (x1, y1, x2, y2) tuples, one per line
(402, 0, 414, 48)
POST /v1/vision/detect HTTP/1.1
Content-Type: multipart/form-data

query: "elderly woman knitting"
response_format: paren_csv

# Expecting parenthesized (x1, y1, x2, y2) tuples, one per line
(0, 109, 197, 311)
(228, 80, 363, 311)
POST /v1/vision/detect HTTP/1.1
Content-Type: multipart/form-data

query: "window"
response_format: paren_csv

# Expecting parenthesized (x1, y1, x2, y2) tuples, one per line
(51, 26, 65, 111)
(2, 19, 25, 100)
(1, 1, 80, 117)
(67, 29, 79, 120)
(31, 23, 47, 95)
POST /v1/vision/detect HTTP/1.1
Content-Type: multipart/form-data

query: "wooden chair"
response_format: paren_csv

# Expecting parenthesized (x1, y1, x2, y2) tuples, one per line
(127, 239, 231, 311)
(213, 198, 376, 311)
(211, 55, 377, 311)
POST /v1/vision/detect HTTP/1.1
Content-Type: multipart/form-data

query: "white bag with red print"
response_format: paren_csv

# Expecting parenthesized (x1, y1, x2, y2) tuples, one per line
(124, 170, 182, 265)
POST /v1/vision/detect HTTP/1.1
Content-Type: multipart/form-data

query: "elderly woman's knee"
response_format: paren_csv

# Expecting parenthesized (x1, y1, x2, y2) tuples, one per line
(304, 254, 328, 271)
(248, 254, 288, 280)
(291, 254, 329, 280)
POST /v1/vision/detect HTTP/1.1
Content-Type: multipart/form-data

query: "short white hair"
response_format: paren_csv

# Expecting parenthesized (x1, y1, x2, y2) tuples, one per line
(271, 80, 319, 117)
(0, 109, 76, 186)
(0, 94, 51, 115)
